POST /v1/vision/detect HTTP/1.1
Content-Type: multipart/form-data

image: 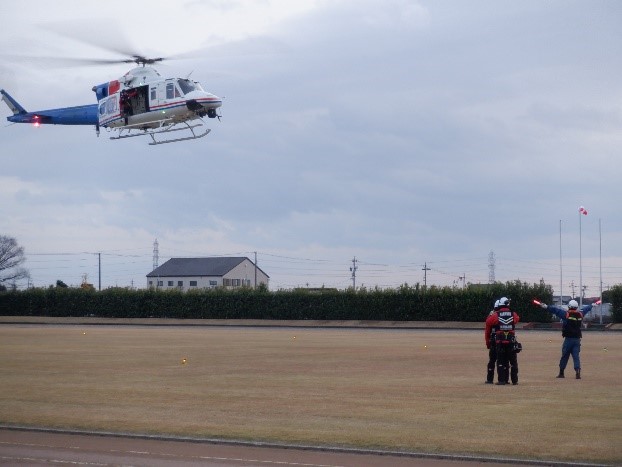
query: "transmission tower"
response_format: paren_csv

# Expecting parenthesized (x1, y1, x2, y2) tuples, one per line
(488, 250, 496, 284)
(153, 238, 159, 271)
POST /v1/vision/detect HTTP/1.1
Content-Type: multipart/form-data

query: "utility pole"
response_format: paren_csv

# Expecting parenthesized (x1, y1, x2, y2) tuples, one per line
(98, 252, 101, 291)
(350, 257, 358, 289)
(422, 262, 431, 289)
(458, 274, 466, 289)
(254, 251, 257, 289)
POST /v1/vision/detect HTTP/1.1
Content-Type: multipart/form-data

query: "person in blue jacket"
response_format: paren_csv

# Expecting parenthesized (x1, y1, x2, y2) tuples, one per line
(538, 299, 592, 379)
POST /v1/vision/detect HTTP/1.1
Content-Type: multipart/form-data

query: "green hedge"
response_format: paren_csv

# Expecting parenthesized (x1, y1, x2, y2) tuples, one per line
(0, 281, 562, 322)
(610, 285, 622, 323)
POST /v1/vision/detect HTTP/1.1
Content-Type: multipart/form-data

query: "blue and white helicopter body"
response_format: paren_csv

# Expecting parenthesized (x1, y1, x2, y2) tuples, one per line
(2, 63, 222, 145)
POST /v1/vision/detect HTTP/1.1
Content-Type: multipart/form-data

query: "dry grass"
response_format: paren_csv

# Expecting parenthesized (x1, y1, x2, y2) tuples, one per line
(0, 325, 620, 464)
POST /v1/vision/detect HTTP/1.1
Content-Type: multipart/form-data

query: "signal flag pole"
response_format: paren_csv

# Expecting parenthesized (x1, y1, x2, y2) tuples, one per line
(578, 206, 588, 307)
(559, 220, 563, 306)
(599, 219, 603, 325)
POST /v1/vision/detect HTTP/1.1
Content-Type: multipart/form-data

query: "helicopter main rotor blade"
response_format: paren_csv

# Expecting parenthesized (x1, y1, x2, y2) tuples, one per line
(39, 20, 216, 62)
(38, 20, 186, 66)
(39, 20, 144, 60)
(1, 54, 139, 68)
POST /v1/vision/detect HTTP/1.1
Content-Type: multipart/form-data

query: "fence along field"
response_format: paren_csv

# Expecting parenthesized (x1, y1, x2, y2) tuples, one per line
(0, 325, 620, 465)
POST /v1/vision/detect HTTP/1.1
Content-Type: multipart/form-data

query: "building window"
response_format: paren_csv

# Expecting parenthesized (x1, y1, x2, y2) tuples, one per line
(178, 281, 183, 287)
(157, 281, 163, 287)
(167, 281, 174, 286)
(189, 281, 197, 287)
(148, 281, 153, 286)
(209, 280, 217, 286)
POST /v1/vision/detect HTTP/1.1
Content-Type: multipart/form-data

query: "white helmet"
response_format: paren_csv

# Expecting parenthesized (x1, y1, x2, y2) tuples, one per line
(494, 300, 500, 309)
(498, 297, 510, 307)
(568, 300, 579, 309)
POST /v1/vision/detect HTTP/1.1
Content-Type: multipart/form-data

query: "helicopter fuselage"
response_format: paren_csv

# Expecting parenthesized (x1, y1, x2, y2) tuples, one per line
(94, 66, 222, 130)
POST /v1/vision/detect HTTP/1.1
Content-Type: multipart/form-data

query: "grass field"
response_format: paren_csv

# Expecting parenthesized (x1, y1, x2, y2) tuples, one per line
(0, 325, 620, 464)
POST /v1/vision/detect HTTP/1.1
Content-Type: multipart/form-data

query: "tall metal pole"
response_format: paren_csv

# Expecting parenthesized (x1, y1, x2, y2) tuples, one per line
(254, 251, 257, 289)
(599, 219, 603, 325)
(98, 252, 101, 291)
(579, 208, 583, 307)
(559, 220, 563, 306)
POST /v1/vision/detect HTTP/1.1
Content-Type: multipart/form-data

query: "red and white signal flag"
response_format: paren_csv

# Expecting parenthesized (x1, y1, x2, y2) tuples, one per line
(532, 299, 542, 306)
(579, 206, 588, 215)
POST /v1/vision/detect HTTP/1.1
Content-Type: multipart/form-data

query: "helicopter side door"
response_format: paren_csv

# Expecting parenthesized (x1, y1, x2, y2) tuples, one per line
(120, 85, 150, 119)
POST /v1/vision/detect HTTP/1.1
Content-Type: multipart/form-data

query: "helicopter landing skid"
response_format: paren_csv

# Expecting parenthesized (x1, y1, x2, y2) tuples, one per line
(110, 121, 211, 145)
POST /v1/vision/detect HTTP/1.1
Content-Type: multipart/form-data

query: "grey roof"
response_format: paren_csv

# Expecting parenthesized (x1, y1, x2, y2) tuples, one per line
(147, 257, 268, 278)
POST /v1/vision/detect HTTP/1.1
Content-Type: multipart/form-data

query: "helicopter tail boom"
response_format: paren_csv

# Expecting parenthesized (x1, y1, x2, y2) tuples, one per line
(1, 89, 27, 115)
(1, 89, 98, 126)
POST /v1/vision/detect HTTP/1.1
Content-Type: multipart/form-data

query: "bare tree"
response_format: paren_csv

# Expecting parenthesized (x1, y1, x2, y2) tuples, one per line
(0, 235, 30, 287)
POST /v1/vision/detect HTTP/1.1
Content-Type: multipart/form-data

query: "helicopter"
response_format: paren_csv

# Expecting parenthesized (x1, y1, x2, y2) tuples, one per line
(1, 54, 222, 145)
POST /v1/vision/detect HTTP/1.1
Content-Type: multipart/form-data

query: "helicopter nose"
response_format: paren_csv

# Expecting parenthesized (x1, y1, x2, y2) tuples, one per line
(202, 92, 222, 108)
(186, 90, 220, 105)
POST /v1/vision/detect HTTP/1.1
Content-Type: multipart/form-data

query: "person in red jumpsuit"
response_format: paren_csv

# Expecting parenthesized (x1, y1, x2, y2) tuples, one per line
(485, 297, 520, 385)
(485, 300, 500, 384)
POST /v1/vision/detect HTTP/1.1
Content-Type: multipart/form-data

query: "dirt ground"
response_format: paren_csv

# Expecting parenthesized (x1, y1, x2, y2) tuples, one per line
(0, 320, 620, 465)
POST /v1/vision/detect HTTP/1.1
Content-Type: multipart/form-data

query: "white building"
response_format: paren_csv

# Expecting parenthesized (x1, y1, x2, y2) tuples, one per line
(147, 257, 269, 291)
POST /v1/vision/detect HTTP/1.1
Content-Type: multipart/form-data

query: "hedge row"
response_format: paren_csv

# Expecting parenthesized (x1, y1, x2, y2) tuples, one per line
(0, 281, 557, 322)
(609, 285, 622, 322)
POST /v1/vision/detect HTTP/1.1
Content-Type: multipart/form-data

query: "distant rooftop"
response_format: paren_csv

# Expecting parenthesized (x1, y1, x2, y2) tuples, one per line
(147, 257, 268, 278)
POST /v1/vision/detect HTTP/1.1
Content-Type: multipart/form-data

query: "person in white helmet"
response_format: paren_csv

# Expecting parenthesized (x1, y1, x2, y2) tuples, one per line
(484, 300, 500, 384)
(537, 299, 593, 379)
(485, 297, 520, 385)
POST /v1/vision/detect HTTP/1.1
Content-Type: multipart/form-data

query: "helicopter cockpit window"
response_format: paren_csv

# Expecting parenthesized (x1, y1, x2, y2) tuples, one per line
(177, 79, 198, 95)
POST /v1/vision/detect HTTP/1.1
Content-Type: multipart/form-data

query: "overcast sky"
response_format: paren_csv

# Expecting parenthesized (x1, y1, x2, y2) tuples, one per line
(1, 0, 621, 294)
